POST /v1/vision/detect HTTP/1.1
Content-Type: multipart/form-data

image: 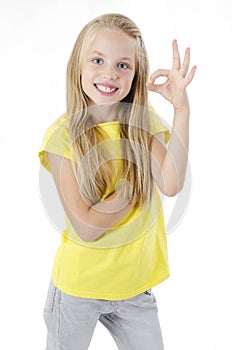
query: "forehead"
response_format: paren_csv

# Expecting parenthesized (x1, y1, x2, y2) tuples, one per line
(86, 28, 135, 60)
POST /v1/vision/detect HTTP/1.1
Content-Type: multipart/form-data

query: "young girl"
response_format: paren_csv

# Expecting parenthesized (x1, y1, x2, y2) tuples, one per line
(38, 13, 196, 350)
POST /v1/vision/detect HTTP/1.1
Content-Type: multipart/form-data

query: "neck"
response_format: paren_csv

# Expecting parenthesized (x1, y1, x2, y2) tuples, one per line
(89, 103, 118, 124)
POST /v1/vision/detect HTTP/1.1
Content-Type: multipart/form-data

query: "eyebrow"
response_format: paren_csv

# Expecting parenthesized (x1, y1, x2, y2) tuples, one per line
(90, 50, 133, 62)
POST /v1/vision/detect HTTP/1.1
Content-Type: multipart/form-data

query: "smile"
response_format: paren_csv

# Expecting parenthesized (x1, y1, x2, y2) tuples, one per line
(95, 84, 118, 94)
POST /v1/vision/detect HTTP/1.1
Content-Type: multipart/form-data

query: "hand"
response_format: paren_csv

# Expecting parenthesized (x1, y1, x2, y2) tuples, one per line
(147, 40, 197, 110)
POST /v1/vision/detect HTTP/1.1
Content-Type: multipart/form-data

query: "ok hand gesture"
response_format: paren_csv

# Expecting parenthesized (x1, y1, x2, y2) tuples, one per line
(147, 40, 196, 110)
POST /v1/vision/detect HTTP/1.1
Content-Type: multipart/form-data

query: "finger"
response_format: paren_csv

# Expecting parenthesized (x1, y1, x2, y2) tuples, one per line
(185, 65, 197, 86)
(149, 69, 170, 84)
(172, 39, 181, 70)
(146, 81, 157, 92)
(180, 47, 190, 78)
(146, 81, 167, 94)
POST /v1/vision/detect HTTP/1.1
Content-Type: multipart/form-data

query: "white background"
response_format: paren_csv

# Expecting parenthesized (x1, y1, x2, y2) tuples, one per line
(1, 0, 232, 349)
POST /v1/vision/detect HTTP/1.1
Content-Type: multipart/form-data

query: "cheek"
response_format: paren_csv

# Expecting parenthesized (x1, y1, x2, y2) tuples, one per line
(81, 67, 92, 84)
(82, 66, 97, 85)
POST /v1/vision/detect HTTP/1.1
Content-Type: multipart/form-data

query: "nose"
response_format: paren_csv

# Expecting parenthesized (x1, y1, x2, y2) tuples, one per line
(101, 65, 118, 80)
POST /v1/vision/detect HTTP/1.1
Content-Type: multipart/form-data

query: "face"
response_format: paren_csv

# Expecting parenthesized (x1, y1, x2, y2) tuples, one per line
(81, 28, 136, 107)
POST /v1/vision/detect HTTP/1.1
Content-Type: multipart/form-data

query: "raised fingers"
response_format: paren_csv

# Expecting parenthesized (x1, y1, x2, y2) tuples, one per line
(172, 39, 181, 70)
(173, 41, 196, 83)
(147, 41, 196, 94)
(180, 47, 190, 78)
(185, 65, 197, 86)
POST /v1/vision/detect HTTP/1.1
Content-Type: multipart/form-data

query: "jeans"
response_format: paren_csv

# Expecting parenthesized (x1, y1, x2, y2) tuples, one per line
(43, 279, 164, 350)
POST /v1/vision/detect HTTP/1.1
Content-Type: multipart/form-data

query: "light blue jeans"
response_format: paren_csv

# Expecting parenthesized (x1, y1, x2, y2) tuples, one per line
(43, 279, 164, 350)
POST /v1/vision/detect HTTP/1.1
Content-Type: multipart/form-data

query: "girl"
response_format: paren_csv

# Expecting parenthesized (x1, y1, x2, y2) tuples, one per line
(38, 13, 196, 350)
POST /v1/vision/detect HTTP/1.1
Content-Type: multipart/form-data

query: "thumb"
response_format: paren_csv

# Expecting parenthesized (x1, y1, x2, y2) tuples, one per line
(146, 81, 163, 94)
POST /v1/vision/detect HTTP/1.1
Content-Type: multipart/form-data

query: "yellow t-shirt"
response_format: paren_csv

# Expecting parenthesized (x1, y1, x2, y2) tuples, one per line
(38, 108, 170, 300)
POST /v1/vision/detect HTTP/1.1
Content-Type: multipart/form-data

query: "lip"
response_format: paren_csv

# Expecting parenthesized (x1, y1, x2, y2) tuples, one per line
(94, 83, 119, 96)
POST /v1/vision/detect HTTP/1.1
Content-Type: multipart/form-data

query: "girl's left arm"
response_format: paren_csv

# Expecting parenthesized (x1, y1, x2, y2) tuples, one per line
(147, 40, 197, 196)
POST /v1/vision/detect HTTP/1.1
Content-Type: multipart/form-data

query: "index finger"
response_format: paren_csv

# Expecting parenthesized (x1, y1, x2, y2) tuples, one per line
(172, 39, 181, 70)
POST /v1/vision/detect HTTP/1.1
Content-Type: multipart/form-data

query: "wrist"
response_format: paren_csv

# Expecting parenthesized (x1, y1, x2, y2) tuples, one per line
(174, 104, 190, 117)
(172, 88, 190, 113)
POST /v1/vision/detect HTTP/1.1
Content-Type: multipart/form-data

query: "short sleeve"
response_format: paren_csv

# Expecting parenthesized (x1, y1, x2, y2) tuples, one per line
(38, 114, 71, 173)
(149, 106, 170, 144)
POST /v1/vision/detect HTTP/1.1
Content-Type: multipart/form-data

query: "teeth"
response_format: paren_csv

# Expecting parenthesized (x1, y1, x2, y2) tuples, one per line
(96, 85, 116, 93)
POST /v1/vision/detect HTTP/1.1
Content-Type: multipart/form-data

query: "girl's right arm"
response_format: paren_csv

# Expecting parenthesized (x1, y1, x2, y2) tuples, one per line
(48, 152, 132, 242)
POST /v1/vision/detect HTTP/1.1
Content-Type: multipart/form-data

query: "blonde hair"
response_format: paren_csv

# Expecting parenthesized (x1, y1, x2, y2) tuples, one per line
(66, 13, 153, 207)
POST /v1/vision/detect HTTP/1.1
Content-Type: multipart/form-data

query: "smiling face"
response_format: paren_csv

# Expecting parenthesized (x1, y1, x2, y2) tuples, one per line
(81, 28, 136, 108)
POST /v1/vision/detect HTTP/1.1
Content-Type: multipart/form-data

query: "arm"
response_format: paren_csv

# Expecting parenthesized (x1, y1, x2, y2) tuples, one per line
(48, 153, 132, 242)
(147, 40, 196, 196)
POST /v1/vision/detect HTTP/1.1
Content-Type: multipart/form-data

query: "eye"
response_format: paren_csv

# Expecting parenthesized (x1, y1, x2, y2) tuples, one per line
(92, 58, 103, 65)
(118, 62, 129, 70)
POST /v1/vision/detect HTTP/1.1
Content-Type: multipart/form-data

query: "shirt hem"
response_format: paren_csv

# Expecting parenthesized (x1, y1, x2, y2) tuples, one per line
(52, 272, 170, 300)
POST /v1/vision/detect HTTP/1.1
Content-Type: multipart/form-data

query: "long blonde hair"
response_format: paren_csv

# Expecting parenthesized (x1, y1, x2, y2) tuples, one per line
(66, 13, 153, 207)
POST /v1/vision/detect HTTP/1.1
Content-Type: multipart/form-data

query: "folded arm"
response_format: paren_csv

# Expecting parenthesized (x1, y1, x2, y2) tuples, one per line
(48, 153, 132, 242)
